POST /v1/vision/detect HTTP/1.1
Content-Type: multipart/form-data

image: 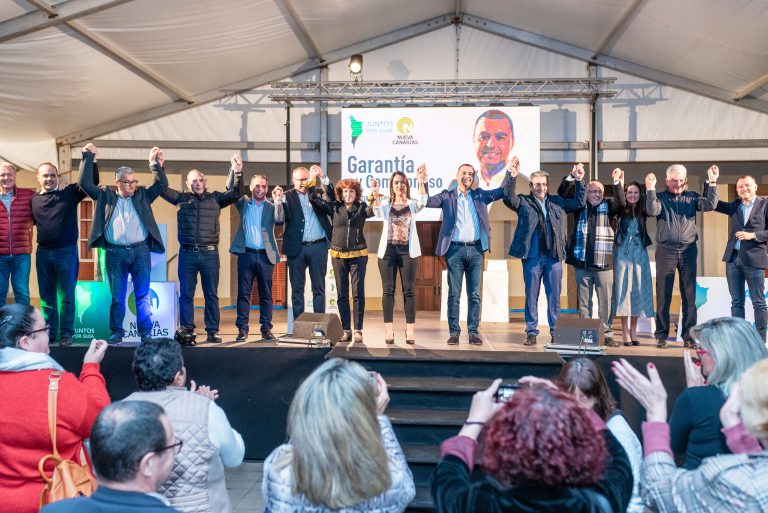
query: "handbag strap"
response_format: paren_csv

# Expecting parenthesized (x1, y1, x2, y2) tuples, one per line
(47, 371, 62, 459)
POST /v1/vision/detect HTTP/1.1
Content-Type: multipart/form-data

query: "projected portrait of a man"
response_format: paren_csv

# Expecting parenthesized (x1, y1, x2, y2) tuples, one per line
(473, 109, 514, 189)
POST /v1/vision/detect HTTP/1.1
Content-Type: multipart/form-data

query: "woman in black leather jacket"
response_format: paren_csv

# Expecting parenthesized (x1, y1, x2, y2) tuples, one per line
(310, 178, 373, 343)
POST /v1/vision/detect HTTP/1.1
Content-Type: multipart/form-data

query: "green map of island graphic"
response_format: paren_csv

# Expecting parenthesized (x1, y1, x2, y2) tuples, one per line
(349, 116, 363, 147)
(695, 282, 709, 310)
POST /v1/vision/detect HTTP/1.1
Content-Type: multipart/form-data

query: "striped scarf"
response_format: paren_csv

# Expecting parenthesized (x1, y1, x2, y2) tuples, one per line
(574, 201, 614, 268)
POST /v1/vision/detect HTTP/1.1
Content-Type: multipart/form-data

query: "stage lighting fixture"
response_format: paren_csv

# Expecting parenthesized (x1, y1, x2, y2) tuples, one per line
(349, 54, 363, 81)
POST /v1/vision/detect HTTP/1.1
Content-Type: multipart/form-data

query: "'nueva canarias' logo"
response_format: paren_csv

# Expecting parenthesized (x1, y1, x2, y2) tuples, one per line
(396, 117, 414, 134)
(128, 288, 161, 316)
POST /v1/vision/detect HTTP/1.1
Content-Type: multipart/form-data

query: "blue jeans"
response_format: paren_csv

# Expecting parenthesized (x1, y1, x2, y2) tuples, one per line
(179, 247, 220, 333)
(523, 254, 562, 336)
(0, 253, 31, 306)
(36, 245, 79, 340)
(105, 243, 152, 338)
(726, 259, 768, 340)
(236, 250, 274, 332)
(445, 243, 483, 335)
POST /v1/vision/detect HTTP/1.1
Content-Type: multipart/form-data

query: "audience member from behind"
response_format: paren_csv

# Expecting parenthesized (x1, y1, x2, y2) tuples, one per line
(41, 401, 182, 513)
(0, 304, 109, 513)
(671, 316, 768, 469)
(612, 356, 768, 512)
(262, 358, 415, 513)
(125, 338, 244, 513)
(431, 380, 632, 513)
(557, 358, 644, 513)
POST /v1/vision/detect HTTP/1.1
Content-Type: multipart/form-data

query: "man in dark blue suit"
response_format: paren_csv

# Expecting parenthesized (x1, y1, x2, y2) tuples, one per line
(714, 174, 768, 340)
(504, 163, 586, 346)
(425, 162, 510, 345)
(278, 165, 334, 329)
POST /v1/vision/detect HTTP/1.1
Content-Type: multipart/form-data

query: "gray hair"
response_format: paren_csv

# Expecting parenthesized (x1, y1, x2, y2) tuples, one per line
(689, 317, 768, 396)
(529, 170, 550, 184)
(0, 162, 16, 173)
(666, 164, 687, 179)
(115, 166, 135, 181)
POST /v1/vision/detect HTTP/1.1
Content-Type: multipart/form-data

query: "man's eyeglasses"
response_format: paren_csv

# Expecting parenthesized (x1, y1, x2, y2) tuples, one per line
(25, 325, 50, 337)
(292, 177, 308, 182)
(119, 180, 139, 186)
(157, 439, 184, 455)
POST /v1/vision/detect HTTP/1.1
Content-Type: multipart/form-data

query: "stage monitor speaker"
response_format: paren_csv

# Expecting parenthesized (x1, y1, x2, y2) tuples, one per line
(292, 313, 343, 345)
(553, 317, 604, 346)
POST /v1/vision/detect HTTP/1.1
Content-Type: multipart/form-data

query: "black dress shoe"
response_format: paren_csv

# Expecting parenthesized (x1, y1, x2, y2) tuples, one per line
(235, 328, 248, 342)
(206, 333, 222, 343)
(468, 334, 483, 345)
(261, 330, 276, 341)
(446, 334, 459, 345)
(108, 336, 122, 346)
(58, 337, 72, 347)
(523, 334, 537, 346)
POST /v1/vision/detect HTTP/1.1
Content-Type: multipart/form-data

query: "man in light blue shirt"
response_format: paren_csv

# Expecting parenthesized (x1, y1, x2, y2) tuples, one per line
(714, 173, 768, 340)
(231, 174, 284, 341)
(426, 163, 510, 345)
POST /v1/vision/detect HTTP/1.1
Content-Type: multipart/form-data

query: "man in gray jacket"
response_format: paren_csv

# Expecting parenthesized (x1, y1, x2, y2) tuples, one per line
(646, 164, 718, 348)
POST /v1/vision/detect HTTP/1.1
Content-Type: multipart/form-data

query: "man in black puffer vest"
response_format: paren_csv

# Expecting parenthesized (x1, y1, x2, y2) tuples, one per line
(161, 155, 243, 343)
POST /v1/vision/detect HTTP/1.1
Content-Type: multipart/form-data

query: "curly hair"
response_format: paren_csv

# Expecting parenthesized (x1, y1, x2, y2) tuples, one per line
(132, 338, 183, 391)
(481, 385, 608, 487)
(334, 178, 362, 203)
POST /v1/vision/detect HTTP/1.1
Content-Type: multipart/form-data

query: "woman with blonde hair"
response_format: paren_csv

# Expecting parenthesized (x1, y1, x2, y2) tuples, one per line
(262, 358, 415, 512)
(370, 166, 428, 344)
(612, 355, 768, 511)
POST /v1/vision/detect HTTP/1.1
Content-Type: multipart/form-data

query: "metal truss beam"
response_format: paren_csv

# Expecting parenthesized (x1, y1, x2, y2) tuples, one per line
(461, 15, 768, 116)
(269, 78, 617, 104)
(0, 0, 130, 43)
(90, 140, 318, 151)
(56, 13, 454, 146)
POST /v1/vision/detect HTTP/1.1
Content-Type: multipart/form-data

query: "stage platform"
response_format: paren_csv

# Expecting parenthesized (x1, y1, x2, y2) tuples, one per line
(50, 309, 688, 461)
(167, 309, 685, 357)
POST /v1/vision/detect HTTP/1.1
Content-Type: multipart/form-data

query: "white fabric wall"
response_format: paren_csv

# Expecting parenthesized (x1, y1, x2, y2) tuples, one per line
(90, 26, 768, 166)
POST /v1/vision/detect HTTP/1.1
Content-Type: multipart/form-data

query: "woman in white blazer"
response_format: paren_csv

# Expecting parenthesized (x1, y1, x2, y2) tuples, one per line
(371, 167, 428, 344)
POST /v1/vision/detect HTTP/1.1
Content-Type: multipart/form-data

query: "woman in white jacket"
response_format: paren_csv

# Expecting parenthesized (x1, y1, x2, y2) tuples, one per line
(371, 167, 427, 344)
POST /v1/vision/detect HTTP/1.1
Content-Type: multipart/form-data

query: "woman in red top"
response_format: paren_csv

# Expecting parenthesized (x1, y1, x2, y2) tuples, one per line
(0, 303, 110, 513)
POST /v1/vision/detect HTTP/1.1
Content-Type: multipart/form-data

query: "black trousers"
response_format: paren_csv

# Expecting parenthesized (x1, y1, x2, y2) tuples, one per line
(654, 244, 697, 342)
(331, 256, 367, 330)
(287, 241, 328, 320)
(378, 244, 418, 324)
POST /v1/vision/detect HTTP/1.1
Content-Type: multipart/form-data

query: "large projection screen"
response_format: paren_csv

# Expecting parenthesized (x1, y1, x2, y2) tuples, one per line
(341, 106, 540, 221)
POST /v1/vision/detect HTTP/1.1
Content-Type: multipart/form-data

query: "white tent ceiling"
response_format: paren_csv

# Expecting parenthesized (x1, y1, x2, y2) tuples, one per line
(1, 0, 768, 169)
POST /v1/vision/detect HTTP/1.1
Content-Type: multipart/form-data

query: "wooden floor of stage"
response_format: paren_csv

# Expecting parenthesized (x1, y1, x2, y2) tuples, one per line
(188, 308, 685, 358)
